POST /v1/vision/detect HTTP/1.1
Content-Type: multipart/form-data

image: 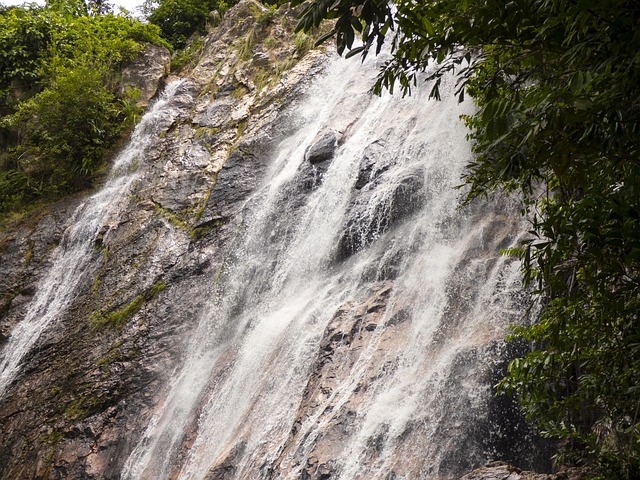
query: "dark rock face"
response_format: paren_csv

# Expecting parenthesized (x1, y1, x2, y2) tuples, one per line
(304, 131, 337, 164)
(292, 131, 339, 193)
(354, 139, 390, 190)
(0, 195, 84, 345)
(336, 166, 425, 261)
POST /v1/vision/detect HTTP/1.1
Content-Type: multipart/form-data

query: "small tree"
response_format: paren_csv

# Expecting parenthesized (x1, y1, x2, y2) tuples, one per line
(143, 0, 233, 49)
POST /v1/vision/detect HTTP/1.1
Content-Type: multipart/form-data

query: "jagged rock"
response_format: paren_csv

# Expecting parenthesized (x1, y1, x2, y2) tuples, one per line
(252, 51, 270, 66)
(304, 131, 337, 164)
(120, 43, 171, 107)
(296, 160, 329, 192)
(459, 461, 589, 480)
(460, 462, 545, 480)
(354, 139, 390, 190)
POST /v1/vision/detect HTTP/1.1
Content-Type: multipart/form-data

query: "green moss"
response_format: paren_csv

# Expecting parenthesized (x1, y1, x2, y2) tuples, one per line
(195, 126, 221, 139)
(154, 203, 189, 231)
(91, 293, 145, 330)
(253, 68, 274, 92)
(263, 35, 277, 50)
(230, 83, 250, 98)
(63, 387, 111, 421)
(274, 57, 297, 77)
(193, 182, 215, 222)
(22, 244, 33, 266)
(40, 429, 63, 446)
(235, 117, 248, 138)
(95, 357, 109, 367)
(189, 222, 217, 240)
(64, 394, 92, 420)
(91, 274, 101, 294)
(148, 279, 166, 297)
(90, 279, 167, 330)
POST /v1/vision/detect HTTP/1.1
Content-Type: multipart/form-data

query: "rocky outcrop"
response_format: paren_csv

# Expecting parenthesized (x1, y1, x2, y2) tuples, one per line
(120, 43, 171, 107)
(0, 1, 329, 478)
(0, 195, 86, 345)
(460, 462, 589, 480)
(305, 131, 337, 164)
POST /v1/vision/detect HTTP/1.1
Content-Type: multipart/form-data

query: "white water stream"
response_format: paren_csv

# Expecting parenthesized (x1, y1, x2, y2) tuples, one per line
(0, 81, 189, 399)
(123, 55, 530, 479)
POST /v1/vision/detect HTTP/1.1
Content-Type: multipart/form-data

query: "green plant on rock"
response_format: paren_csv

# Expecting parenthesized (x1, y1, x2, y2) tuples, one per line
(293, 30, 312, 54)
(118, 87, 143, 127)
(91, 293, 145, 329)
(90, 279, 166, 329)
(237, 26, 258, 61)
(170, 36, 204, 72)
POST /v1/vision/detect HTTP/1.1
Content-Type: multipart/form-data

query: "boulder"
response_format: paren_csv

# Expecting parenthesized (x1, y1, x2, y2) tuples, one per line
(304, 131, 337, 164)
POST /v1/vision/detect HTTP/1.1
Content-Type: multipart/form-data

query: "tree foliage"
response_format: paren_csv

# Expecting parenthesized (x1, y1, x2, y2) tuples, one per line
(142, 0, 234, 49)
(0, 2, 167, 216)
(291, 0, 640, 476)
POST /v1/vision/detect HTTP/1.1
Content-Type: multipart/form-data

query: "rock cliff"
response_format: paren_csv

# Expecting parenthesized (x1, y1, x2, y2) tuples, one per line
(0, 2, 329, 477)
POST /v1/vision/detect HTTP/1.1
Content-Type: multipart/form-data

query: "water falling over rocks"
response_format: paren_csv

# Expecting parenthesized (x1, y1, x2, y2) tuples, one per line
(0, 1, 552, 478)
(305, 131, 338, 164)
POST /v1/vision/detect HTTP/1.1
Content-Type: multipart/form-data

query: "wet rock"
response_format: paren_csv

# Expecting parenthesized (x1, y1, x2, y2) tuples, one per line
(305, 131, 337, 164)
(459, 462, 589, 480)
(0, 2, 329, 478)
(354, 139, 390, 190)
(296, 160, 329, 192)
(336, 167, 425, 260)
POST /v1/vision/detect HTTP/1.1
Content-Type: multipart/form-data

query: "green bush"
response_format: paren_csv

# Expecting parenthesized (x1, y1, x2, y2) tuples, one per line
(144, 0, 233, 49)
(0, 3, 168, 217)
(0, 5, 61, 97)
(2, 67, 120, 189)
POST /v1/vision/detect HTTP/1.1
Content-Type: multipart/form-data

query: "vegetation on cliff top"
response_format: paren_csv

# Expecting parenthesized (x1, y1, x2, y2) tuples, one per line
(292, 0, 640, 477)
(0, 0, 294, 220)
(0, 0, 169, 218)
(141, 0, 233, 49)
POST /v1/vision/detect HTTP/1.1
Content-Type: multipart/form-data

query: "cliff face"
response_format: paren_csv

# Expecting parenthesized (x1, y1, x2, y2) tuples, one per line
(0, 2, 328, 477)
(0, 2, 557, 479)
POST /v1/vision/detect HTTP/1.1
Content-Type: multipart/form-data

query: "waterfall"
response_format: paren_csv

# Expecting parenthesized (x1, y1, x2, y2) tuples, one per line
(0, 80, 190, 399)
(123, 54, 530, 480)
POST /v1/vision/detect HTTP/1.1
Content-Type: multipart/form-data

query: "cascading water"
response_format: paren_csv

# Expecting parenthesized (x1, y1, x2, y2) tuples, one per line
(0, 81, 190, 399)
(123, 55, 531, 479)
